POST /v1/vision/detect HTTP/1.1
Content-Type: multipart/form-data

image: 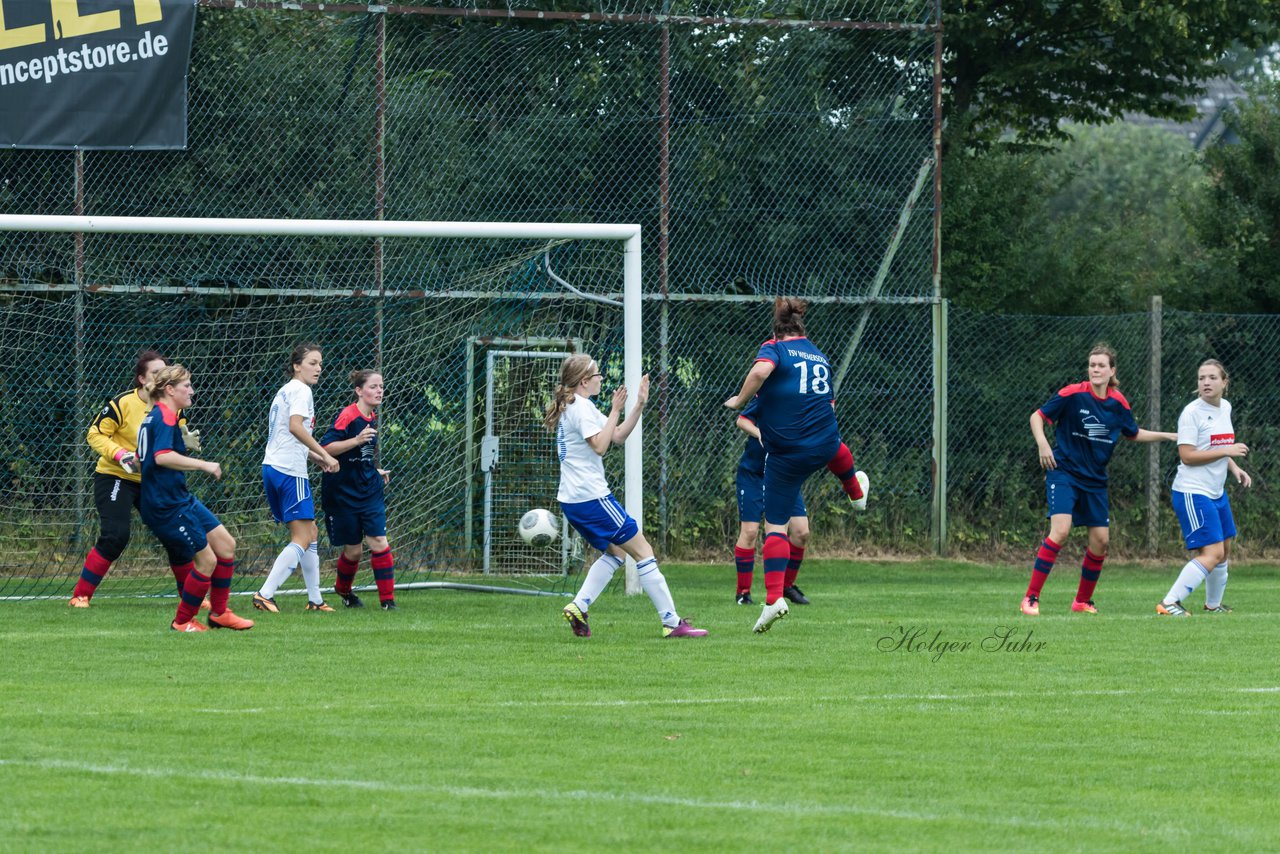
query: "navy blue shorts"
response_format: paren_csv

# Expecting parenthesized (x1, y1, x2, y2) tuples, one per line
(142, 497, 222, 561)
(263, 465, 315, 524)
(737, 467, 805, 523)
(560, 494, 639, 551)
(762, 439, 838, 526)
(324, 503, 387, 546)
(1044, 468, 1109, 528)
(1171, 489, 1236, 550)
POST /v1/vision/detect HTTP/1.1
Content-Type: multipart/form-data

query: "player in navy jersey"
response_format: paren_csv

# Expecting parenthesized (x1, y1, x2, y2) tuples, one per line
(725, 297, 868, 633)
(1021, 343, 1176, 616)
(320, 369, 397, 610)
(732, 397, 867, 606)
(71, 350, 206, 609)
(137, 365, 254, 632)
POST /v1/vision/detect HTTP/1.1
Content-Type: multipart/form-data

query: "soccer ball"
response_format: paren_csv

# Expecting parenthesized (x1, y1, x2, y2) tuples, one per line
(519, 508, 559, 547)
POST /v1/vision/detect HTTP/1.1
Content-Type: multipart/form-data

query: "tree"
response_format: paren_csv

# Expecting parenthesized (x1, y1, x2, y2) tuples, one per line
(943, 122, 1206, 313)
(945, 1, 1280, 146)
(1187, 82, 1280, 312)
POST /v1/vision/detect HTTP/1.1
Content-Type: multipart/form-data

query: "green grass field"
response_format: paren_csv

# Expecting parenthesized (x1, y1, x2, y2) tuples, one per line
(3, 560, 1279, 852)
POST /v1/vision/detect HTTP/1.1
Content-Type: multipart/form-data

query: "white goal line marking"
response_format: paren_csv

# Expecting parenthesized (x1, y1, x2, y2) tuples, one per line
(0, 757, 1191, 838)
(490, 685, 1280, 708)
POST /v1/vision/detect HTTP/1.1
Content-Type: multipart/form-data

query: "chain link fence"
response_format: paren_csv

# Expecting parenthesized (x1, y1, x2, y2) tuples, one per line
(0, 2, 942, 598)
(948, 304, 1280, 562)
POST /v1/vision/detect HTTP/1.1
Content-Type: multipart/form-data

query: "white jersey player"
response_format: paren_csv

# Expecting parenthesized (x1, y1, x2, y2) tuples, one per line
(253, 343, 341, 613)
(1158, 359, 1252, 616)
(542, 353, 706, 639)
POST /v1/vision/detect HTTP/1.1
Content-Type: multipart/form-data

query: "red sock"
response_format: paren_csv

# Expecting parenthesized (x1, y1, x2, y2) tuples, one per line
(170, 560, 194, 591)
(335, 553, 359, 595)
(734, 546, 755, 594)
(73, 548, 112, 599)
(762, 532, 790, 604)
(1077, 549, 1104, 603)
(175, 569, 211, 625)
(826, 443, 863, 500)
(371, 548, 395, 603)
(785, 545, 805, 588)
(210, 557, 234, 615)
(1026, 537, 1061, 598)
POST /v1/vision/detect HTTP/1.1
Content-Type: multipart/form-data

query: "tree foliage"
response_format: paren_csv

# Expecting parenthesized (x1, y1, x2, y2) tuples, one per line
(944, 1, 1280, 146)
(943, 122, 1205, 313)
(1187, 81, 1280, 313)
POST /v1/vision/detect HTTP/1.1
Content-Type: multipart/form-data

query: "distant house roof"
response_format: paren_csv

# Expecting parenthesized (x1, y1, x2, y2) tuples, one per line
(1124, 77, 1245, 149)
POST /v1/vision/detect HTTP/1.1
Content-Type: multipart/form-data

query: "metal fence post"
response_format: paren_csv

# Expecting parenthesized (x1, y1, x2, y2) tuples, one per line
(1147, 294, 1163, 554)
(73, 150, 87, 530)
(931, 298, 948, 556)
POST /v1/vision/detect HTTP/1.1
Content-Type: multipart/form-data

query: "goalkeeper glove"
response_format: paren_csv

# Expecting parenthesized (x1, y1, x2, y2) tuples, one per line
(114, 449, 138, 475)
(180, 424, 202, 452)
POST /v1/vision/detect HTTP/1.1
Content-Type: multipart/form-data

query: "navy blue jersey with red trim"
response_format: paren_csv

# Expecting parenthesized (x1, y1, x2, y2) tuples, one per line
(137, 402, 192, 519)
(736, 397, 766, 477)
(319, 403, 384, 510)
(1037, 382, 1140, 488)
(753, 337, 839, 453)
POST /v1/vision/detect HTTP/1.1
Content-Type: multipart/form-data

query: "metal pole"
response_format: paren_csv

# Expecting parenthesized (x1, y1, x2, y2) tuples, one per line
(657, 19, 672, 552)
(929, 2, 945, 555)
(483, 351, 496, 574)
(373, 10, 387, 374)
(931, 299, 948, 555)
(73, 150, 87, 530)
(1147, 294, 1163, 554)
(464, 341, 476, 569)
(931, 4, 942, 302)
(623, 232, 643, 594)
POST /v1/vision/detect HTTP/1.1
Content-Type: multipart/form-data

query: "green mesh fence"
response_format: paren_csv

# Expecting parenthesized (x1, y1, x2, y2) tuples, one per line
(948, 306, 1280, 561)
(0, 2, 941, 598)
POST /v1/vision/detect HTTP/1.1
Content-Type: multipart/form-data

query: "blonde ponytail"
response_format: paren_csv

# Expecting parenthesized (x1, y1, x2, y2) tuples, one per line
(543, 353, 597, 432)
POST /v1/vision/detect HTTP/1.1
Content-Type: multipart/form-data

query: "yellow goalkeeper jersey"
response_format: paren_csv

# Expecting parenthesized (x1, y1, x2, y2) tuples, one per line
(87, 389, 186, 482)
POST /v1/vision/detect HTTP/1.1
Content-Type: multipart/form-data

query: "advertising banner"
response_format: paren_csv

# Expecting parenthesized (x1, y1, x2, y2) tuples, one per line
(0, 0, 197, 149)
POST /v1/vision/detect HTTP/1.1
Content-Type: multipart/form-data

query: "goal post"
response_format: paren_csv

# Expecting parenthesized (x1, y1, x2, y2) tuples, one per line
(0, 214, 644, 598)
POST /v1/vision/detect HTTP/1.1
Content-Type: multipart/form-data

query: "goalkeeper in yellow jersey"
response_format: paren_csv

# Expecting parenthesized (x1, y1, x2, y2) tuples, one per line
(71, 350, 205, 607)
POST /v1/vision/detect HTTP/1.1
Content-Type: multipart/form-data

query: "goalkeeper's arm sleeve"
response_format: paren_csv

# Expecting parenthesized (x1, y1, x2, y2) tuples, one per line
(86, 402, 124, 465)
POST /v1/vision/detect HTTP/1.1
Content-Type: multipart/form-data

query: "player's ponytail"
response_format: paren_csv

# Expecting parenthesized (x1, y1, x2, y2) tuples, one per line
(773, 297, 808, 339)
(1089, 342, 1120, 390)
(144, 364, 191, 402)
(543, 354, 596, 433)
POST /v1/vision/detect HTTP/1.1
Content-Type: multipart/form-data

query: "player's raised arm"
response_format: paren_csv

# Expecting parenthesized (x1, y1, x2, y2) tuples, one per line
(612, 373, 649, 444)
(725, 360, 773, 410)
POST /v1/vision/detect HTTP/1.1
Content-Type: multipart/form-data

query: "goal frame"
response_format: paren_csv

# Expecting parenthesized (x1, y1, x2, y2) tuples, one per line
(0, 213, 645, 595)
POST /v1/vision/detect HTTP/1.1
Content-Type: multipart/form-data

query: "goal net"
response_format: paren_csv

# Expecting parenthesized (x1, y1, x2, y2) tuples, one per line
(0, 215, 642, 600)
